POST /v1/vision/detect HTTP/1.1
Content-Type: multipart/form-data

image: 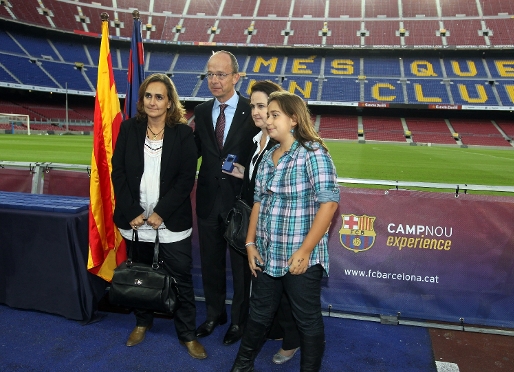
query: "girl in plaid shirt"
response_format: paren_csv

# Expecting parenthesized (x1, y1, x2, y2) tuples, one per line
(231, 91, 340, 372)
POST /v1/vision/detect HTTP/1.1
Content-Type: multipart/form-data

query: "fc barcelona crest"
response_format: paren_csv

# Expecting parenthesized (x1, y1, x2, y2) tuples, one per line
(339, 214, 376, 253)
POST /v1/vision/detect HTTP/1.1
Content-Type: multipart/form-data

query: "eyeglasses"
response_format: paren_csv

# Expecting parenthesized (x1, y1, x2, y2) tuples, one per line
(206, 72, 234, 80)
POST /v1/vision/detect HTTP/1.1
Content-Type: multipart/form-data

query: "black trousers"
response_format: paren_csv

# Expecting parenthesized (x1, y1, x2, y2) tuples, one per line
(126, 235, 198, 342)
(267, 292, 301, 350)
(197, 193, 251, 327)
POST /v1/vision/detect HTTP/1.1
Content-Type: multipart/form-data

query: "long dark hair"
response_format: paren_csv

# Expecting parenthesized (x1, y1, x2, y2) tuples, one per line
(268, 91, 328, 152)
(136, 73, 187, 125)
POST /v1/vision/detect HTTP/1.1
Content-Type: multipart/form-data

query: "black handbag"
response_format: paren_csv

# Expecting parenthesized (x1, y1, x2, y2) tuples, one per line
(224, 197, 252, 256)
(109, 230, 180, 315)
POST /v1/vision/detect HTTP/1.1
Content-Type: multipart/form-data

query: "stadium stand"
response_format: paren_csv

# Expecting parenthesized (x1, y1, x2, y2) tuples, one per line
(292, 0, 327, 18)
(401, 1, 438, 17)
(486, 19, 514, 46)
(221, 0, 255, 17)
(449, 118, 511, 147)
(152, 0, 187, 14)
(1, 0, 514, 48)
(0, 0, 513, 146)
(401, 20, 443, 47)
(440, 0, 479, 17)
(212, 19, 252, 44)
(328, 0, 362, 18)
(176, 17, 216, 43)
(365, 0, 398, 18)
(287, 20, 325, 46)
(444, 19, 487, 46)
(256, 0, 293, 17)
(482, 0, 514, 16)
(362, 116, 406, 142)
(318, 114, 359, 140)
(404, 118, 456, 145)
(363, 20, 402, 46)
(496, 119, 514, 139)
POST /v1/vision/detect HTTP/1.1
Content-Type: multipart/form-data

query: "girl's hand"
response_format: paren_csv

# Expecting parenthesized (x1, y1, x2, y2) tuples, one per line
(222, 163, 245, 179)
(287, 250, 309, 275)
(247, 245, 264, 277)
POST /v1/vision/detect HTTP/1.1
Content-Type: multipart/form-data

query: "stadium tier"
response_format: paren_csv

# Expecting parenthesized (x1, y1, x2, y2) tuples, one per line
(1, 29, 513, 108)
(0, 0, 513, 48)
(0, 0, 512, 147)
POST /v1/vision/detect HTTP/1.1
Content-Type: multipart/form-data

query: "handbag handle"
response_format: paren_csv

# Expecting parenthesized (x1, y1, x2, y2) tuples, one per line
(127, 229, 161, 270)
(152, 229, 161, 269)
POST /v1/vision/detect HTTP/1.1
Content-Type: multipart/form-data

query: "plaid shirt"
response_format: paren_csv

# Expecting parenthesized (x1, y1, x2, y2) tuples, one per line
(254, 141, 340, 277)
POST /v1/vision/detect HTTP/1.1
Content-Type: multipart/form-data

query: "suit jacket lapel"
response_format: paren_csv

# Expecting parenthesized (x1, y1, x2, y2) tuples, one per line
(136, 120, 147, 165)
(160, 124, 176, 176)
(224, 96, 249, 150)
(203, 100, 218, 149)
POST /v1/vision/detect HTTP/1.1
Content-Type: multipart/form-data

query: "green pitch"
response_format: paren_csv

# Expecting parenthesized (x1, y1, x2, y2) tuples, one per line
(1, 134, 513, 189)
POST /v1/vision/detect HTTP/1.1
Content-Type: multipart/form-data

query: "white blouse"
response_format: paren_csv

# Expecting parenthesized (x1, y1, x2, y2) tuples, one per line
(119, 136, 192, 243)
(248, 131, 271, 179)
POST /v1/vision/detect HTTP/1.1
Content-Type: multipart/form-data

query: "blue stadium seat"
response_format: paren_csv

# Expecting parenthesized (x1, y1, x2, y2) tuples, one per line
(41, 61, 93, 91)
(147, 51, 174, 72)
(364, 58, 402, 78)
(443, 58, 488, 78)
(403, 58, 444, 78)
(324, 57, 359, 78)
(405, 79, 450, 104)
(173, 53, 209, 72)
(0, 30, 25, 54)
(450, 81, 498, 106)
(320, 77, 360, 102)
(364, 79, 404, 103)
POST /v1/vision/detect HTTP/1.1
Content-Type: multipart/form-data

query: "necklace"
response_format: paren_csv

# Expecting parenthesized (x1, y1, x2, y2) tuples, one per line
(147, 125, 165, 140)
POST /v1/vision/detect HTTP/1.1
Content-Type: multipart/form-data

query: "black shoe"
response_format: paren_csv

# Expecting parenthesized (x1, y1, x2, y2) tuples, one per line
(223, 324, 243, 345)
(196, 311, 228, 338)
(230, 319, 268, 372)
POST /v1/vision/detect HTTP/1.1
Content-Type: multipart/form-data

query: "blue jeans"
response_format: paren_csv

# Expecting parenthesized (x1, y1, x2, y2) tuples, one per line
(249, 264, 324, 337)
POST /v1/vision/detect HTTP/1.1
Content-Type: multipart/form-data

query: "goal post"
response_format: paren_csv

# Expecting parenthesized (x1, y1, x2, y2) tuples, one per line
(0, 113, 30, 135)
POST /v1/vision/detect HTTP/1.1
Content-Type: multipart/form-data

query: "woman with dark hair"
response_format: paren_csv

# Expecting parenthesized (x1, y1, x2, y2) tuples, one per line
(230, 91, 340, 372)
(111, 73, 207, 360)
(224, 80, 301, 365)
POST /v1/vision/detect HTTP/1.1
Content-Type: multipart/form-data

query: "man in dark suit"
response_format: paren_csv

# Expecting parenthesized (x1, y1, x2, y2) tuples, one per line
(193, 51, 259, 345)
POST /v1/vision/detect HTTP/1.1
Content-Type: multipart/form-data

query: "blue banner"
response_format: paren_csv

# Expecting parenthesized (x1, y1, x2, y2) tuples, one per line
(322, 187, 514, 328)
(123, 16, 145, 120)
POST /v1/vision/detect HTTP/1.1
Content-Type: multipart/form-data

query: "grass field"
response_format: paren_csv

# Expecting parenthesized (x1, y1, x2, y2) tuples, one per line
(1, 134, 513, 190)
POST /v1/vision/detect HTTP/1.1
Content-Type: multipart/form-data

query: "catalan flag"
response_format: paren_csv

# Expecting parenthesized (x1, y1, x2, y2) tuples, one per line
(87, 13, 126, 281)
(123, 10, 145, 120)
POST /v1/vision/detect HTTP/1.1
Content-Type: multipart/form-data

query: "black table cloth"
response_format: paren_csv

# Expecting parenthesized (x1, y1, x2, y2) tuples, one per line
(0, 192, 106, 321)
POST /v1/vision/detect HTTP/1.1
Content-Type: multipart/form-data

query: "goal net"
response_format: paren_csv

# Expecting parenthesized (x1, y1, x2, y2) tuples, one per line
(0, 113, 30, 135)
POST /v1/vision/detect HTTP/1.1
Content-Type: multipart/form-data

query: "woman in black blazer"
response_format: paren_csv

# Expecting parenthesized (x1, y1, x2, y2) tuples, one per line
(225, 80, 301, 365)
(111, 74, 206, 360)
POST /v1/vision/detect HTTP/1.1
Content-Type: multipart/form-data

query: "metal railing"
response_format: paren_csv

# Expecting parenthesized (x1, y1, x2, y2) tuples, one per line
(2, 161, 513, 196)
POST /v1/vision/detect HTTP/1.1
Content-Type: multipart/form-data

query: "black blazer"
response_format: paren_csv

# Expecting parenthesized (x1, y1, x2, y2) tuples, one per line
(111, 117, 197, 231)
(193, 93, 259, 218)
(240, 138, 277, 206)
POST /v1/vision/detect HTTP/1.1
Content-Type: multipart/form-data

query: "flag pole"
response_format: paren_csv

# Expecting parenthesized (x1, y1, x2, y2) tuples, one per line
(88, 12, 126, 281)
(123, 9, 145, 120)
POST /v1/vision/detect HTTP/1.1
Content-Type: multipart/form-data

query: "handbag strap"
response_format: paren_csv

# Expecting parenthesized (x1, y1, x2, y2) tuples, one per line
(152, 229, 161, 269)
(127, 229, 161, 269)
(126, 229, 139, 265)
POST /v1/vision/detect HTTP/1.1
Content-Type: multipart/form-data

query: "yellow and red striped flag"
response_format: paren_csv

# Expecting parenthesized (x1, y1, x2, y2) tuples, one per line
(87, 13, 126, 281)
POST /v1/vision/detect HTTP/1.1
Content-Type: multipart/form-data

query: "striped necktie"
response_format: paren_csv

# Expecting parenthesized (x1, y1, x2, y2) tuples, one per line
(215, 104, 228, 150)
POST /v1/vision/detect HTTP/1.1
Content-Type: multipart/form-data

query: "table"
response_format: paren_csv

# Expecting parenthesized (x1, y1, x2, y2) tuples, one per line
(0, 192, 106, 322)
